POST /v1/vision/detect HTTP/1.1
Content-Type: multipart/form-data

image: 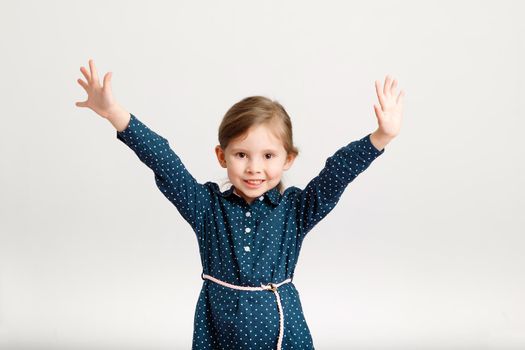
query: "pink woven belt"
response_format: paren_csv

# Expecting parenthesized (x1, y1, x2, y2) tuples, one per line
(201, 273, 292, 350)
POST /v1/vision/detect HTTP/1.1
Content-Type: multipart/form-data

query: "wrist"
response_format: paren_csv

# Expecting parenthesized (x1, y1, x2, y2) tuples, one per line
(370, 130, 393, 151)
(106, 104, 131, 132)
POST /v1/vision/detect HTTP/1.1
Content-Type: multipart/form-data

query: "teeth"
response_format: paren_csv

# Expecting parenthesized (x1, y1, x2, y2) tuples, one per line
(246, 180, 263, 184)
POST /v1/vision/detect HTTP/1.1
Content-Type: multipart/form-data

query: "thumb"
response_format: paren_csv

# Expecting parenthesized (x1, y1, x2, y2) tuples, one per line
(103, 72, 112, 91)
(373, 104, 383, 122)
(75, 101, 87, 107)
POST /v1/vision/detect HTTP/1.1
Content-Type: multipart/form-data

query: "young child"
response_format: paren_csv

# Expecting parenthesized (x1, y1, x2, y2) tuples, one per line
(75, 59, 405, 350)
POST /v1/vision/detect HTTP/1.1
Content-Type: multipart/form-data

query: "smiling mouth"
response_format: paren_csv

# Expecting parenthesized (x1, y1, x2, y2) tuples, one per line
(244, 179, 265, 185)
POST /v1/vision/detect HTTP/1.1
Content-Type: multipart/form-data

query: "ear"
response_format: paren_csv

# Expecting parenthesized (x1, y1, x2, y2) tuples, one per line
(283, 153, 296, 171)
(215, 145, 227, 168)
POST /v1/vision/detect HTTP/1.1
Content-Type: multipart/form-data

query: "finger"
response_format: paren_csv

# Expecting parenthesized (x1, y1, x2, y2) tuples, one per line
(80, 66, 91, 83)
(383, 75, 392, 96)
(391, 79, 397, 94)
(89, 59, 100, 85)
(375, 80, 386, 110)
(396, 90, 405, 107)
(75, 100, 88, 107)
(102, 72, 112, 91)
(373, 104, 383, 122)
(77, 78, 89, 92)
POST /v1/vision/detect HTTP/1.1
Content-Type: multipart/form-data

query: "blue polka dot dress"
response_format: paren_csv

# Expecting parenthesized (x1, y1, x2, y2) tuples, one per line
(116, 113, 385, 349)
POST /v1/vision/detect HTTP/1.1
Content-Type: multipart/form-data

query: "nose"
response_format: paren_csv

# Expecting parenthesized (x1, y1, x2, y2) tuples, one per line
(246, 158, 263, 174)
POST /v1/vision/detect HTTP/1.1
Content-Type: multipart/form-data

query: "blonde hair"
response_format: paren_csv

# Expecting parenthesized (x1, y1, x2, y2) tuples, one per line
(217, 96, 299, 194)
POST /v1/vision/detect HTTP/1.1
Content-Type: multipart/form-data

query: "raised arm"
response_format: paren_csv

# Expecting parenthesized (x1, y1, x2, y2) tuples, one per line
(75, 59, 212, 232)
(295, 74, 405, 241)
(115, 113, 213, 230)
(295, 134, 384, 240)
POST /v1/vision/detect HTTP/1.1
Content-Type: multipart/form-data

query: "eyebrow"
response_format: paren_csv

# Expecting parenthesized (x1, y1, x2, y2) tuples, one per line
(230, 148, 279, 153)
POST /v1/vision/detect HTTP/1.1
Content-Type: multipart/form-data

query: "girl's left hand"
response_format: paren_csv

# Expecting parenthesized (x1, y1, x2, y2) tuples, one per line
(373, 75, 405, 139)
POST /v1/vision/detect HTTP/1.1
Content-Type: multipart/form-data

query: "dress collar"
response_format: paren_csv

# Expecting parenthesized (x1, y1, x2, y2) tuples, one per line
(213, 183, 281, 206)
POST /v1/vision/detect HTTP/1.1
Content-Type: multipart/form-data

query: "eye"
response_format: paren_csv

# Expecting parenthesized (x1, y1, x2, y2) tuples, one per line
(236, 152, 246, 158)
(265, 153, 274, 159)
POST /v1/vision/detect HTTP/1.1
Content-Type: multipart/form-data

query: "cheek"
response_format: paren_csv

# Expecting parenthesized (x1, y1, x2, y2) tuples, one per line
(227, 162, 243, 175)
(267, 165, 284, 178)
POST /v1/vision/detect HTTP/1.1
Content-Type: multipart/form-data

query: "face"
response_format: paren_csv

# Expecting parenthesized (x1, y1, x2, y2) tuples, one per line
(215, 124, 295, 205)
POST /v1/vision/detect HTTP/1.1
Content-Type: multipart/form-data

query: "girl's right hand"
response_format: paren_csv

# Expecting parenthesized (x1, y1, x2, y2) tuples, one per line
(75, 59, 118, 119)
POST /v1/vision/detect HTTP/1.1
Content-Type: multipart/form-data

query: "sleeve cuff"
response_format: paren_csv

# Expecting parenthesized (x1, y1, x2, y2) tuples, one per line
(116, 113, 139, 142)
(364, 133, 385, 156)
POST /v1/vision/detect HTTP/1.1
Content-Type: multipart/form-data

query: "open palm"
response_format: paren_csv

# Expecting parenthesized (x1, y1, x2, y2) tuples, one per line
(75, 59, 117, 119)
(373, 75, 405, 138)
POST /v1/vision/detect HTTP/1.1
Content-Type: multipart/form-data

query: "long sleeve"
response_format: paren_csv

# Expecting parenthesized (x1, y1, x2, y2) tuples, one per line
(116, 113, 212, 232)
(295, 133, 384, 240)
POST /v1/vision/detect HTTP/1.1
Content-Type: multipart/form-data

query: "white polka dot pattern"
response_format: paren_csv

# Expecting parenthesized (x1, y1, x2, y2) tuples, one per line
(116, 113, 385, 349)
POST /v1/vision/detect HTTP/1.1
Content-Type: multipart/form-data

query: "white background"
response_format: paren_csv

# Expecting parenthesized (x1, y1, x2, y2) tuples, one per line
(0, 0, 524, 349)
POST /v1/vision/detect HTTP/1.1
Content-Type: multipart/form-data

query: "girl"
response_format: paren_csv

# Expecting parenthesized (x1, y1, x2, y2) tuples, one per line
(75, 59, 405, 350)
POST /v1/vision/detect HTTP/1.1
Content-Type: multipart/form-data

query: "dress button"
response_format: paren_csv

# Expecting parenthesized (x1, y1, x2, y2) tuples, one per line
(245, 212, 251, 217)
(259, 195, 264, 201)
(245, 227, 251, 233)
(244, 246, 251, 252)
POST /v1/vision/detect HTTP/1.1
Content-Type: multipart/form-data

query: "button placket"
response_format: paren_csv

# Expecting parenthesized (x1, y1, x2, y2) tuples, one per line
(245, 211, 252, 235)
(243, 208, 254, 253)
